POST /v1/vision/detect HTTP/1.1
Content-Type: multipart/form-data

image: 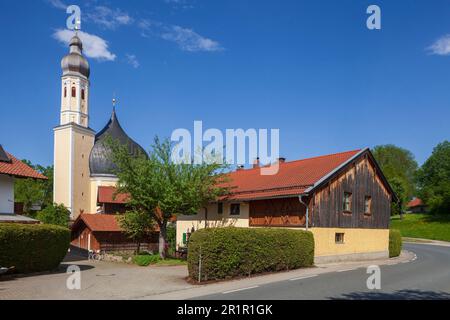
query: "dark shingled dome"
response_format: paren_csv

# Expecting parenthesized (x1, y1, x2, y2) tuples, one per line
(89, 109, 147, 177)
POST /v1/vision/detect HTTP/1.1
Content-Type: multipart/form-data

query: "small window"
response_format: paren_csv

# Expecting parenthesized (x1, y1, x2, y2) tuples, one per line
(364, 196, 372, 215)
(343, 192, 352, 213)
(64, 87, 67, 97)
(335, 233, 345, 244)
(81, 89, 85, 100)
(217, 202, 223, 214)
(230, 203, 240, 216)
(71, 87, 76, 97)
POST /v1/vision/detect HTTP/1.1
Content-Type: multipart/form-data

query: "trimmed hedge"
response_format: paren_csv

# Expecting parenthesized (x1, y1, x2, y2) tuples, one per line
(187, 227, 314, 282)
(0, 223, 70, 273)
(389, 229, 402, 258)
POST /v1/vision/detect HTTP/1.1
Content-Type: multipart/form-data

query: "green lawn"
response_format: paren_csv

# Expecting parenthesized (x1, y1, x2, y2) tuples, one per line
(390, 214, 450, 242)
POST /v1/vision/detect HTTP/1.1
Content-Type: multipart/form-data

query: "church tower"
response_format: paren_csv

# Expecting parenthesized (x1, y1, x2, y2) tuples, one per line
(53, 34, 95, 219)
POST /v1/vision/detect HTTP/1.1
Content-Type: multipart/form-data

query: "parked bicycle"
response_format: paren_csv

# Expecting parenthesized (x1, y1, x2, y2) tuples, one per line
(88, 250, 105, 261)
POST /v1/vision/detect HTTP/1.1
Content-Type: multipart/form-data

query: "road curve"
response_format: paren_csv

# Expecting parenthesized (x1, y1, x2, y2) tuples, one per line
(196, 243, 450, 300)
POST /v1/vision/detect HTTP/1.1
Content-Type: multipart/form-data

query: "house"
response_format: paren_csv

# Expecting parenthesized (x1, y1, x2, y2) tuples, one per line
(176, 148, 397, 263)
(0, 145, 47, 224)
(71, 214, 159, 253)
(407, 198, 428, 213)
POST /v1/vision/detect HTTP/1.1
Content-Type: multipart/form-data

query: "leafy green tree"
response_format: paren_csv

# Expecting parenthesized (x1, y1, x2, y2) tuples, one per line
(14, 161, 53, 215)
(372, 145, 418, 214)
(36, 203, 70, 227)
(417, 141, 450, 214)
(118, 210, 155, 254)
(108, 136, 230, 259)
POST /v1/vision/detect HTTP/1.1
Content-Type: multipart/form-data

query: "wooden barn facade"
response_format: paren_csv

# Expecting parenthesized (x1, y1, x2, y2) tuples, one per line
(177, 148, 397, 263)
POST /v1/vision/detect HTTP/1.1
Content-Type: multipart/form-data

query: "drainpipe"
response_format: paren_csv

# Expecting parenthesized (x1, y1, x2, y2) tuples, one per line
(298, 195, 309, 231)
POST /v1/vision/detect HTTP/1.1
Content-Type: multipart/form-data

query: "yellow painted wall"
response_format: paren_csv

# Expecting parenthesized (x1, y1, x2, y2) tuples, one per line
(53, 124, 94, 219)
(71, 129, 94, 217)
(311, 227, 389, 257)
(176, 202, 249, 248)
(53, 128, 71, 208)
(88, 177, 119, 214)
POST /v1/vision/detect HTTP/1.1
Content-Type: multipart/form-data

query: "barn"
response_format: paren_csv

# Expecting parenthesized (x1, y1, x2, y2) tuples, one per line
(176, 148, 397, 263)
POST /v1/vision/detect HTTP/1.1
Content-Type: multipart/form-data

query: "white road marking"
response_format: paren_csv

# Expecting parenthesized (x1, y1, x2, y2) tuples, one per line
(289, 275, 318, 281)
(223, 286, 259, 294)
(336, 268, 358, 272)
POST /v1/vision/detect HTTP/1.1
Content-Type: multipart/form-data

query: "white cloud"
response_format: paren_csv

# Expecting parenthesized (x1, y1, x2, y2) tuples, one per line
(86, 6, 134, 30)
(139, 19, 223, 52)
(428, 35, 450, 56)
(162, 26, 223, 52)
(47, 0, 67, 10)
(126, 54, 140, 68)
(53, 29, 116, 61)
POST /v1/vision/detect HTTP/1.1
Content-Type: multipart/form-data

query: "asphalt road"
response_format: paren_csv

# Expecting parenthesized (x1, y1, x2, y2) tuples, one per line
(196, 243, 450, 300)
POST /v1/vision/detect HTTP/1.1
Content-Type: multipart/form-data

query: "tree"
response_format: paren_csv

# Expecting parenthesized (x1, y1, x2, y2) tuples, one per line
(372, 145, 418, 215)
(14, 161, 53, 215)
(36, 203, 70, 227)
(108, 136, 230, 259)
(417, 141, 450, 214)
(118, 210, 154, 254)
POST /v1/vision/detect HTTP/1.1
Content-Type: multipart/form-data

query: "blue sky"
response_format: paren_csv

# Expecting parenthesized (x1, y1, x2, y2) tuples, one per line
(0, 0, 449, 167)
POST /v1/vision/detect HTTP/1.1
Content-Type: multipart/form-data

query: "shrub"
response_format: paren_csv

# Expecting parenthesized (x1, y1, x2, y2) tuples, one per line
(133, 254, 160, 266)
(389, 229, 402, 258)
(187, 227, 314, 282)
(0, 223, 70, 273)
(36, 203, 70, 227)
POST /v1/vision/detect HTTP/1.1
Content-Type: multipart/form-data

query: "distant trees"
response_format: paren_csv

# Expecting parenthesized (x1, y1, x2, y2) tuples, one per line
(417, 141, 450, 214)
(14, 161, 53, 215)
(372, 145, 418, 215)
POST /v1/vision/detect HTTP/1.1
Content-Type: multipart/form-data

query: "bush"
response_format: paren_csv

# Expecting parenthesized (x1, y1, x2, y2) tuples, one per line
(389, 229, 402, 258)
(0, 223, 70, 273)
(36, 203, 70, 227)
(133, 254, 160, 266)
(187, 227, 314, 282)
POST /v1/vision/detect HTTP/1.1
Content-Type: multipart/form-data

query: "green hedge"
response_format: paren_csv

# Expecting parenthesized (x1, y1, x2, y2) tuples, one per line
(187, 227, 314, 282)
(0, 223, 70, 273)
(389, 229, 402, 258)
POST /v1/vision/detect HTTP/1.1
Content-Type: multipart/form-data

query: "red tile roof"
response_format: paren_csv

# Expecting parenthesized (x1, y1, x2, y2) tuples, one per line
(407, 198, 424, 208)
(223, 149, 362, 201)
(0, 151, 47, 180)
(72, 213, 160, 232)
(73, 214, 122, 232)
(95, 149, 370, 203)
(97, 186, 130, 204)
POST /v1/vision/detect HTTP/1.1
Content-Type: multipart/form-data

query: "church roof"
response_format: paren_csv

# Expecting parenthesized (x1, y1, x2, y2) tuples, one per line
(61, 34, 90, 78)
(89, 108, 147, 177)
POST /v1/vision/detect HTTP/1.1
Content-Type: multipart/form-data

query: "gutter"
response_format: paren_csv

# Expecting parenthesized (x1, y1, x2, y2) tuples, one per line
(298, 194, 309, 231)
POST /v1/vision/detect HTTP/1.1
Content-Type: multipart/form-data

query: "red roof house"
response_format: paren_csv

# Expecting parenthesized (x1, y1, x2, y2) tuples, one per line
(407, 198, 428, 213)
(0, 145, 47, 223)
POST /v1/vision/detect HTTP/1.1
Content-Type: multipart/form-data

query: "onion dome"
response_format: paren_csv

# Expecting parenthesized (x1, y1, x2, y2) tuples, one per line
(61, 35, 90, 78)
(89, 108, 147, 177)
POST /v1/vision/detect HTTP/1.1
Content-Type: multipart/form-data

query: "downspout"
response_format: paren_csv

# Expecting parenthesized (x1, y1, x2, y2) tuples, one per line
(298, 195, 309, 231)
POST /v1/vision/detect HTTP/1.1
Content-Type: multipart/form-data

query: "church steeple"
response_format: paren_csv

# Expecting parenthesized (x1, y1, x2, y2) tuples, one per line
(59, 34, 90, 127)
(54, 33, 95, 219)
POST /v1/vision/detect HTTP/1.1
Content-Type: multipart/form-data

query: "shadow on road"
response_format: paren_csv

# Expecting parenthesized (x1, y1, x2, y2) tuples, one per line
(330, 289, 450, 300)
